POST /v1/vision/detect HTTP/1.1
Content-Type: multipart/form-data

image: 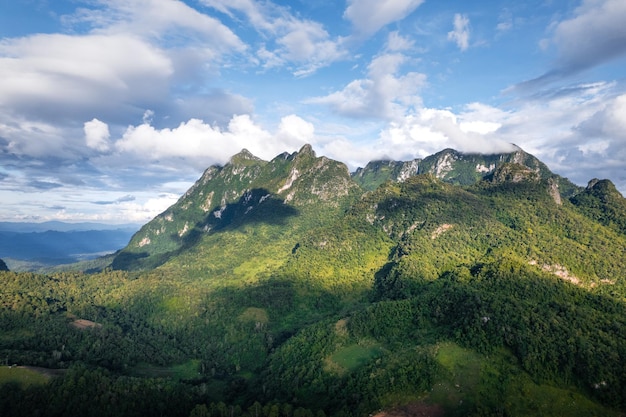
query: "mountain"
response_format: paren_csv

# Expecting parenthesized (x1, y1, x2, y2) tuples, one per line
(571, 178, 626, 235)
(353, 147, 581, 197)
(2, 144, 626, 417)
(0, 221, 140, 233)
(0, 225, 138, 271)
(112, 144, 360, 270)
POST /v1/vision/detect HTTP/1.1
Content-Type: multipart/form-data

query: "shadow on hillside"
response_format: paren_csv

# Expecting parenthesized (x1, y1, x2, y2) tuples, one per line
(112, 189, 299, 271)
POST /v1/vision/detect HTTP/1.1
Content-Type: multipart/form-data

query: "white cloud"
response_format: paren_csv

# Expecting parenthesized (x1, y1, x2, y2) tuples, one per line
(386, 31, 415, 52)
(519, 0, 626, 88)
(201, 0, 347, 75)
(551, 0, 626, 72)
(0, 115, 70, 158)
(114, 114, 314, 168)
(496, 9, 513, 33)
(84, 119, 111, 152)
(373, 107, 516, 160)
(0, 33, 173, 124)
(67, 0, 245, 53)
(276, 115, 315, 147)
(272, 20, 347, 76)
(447, 14, 470, 51)
(344, 0, 425, 37)
(306, 53, 426, 119)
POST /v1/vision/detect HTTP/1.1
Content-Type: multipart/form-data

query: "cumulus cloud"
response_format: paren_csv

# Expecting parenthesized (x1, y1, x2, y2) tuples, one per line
(201, 0, 347, 75)
(270, 19, 347, 76)
(344, 0, 425, 37)
(306, 53, 426, 119)
(386, 31, 415, 52)
(372, 107, 516, 160)
(319, 80, 626, 194)
(114, 114, 313, 168)
(84, 118, 111, 152)
(447, 14, 470, 51)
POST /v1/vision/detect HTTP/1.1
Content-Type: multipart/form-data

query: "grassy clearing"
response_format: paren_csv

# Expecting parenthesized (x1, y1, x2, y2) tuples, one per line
(0, 366, 50, 388)
(428, 342, 619, 417)
(238, 307, 269, 324)
(130, 359, 201, 380)
(326, 343, 382, 375)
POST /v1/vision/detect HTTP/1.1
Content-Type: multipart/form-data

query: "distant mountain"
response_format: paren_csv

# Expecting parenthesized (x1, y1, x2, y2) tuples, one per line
(0, 224, 138, 271)
(0, 221, 141, 233)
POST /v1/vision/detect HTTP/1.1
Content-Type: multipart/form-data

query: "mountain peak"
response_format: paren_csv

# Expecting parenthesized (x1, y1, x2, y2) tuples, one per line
(586, 178, 620, 194)
(297, 143, 316, 158)
(230, 148, 263, 165)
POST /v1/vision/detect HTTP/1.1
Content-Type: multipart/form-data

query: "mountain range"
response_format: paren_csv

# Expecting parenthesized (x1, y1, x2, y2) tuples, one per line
(111, 144, 583, 272)
(1, 144, 625, 417)
(0, 223, 138, 271)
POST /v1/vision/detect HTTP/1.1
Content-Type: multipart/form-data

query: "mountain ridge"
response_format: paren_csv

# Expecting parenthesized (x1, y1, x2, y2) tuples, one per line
(111, 144, 615, 272)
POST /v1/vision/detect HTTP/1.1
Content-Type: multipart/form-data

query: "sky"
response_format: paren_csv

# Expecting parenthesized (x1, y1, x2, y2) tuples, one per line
(0, 0, 625, 224)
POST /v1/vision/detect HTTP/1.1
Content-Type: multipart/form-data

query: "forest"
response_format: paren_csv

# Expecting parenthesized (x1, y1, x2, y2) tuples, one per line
(1, 147, 626, 417)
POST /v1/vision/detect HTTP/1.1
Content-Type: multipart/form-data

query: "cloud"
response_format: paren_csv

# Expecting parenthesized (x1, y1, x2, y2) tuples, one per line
(28, 180, 63, 191)
(447, 14, 470, 51)
(306, 53, 426, 119)
(386, 31, 415, 52)
(66, 0, 245, 53)
(113, 114, 313, 168)
(92, 194, 136, 205)
(201, 0, 347, 75)
(0, 33, 173, 124)
(84, 118, 111, 152)
(519, 0, 626, 89)
(320, 80, 626, 194)
(372, 107, 516, 160)
(496, 9, 513, 33)
(257, 19, 347, 77)
(344, 0, 425, 37)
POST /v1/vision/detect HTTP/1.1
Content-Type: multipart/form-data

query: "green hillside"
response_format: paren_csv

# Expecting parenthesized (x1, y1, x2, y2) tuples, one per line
(1, 145, 625, 417)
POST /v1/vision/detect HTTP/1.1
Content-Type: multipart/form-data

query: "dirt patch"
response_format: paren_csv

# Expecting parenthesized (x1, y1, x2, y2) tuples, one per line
(20, 366, 66, 378)
(71, 319, 102, 330)
(373, 402, 446, 417)
(431, 224, 453, 239)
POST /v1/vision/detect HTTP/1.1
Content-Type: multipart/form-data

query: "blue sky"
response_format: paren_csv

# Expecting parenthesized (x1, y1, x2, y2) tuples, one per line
(0, 0, 625, 223)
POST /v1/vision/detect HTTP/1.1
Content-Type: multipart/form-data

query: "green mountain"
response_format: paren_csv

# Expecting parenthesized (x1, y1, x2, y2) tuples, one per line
(571, 178, 626, 235)
(353, 147, 581, 197)
(112, 144, 360, 271)
(2, 145, 626, 417)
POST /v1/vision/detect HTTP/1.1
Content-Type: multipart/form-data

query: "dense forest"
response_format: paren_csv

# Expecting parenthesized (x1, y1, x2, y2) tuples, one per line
(1, 146, 625, 416)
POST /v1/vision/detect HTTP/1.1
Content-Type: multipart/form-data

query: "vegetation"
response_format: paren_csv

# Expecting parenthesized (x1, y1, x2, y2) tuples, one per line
(1, 146, 625, 416)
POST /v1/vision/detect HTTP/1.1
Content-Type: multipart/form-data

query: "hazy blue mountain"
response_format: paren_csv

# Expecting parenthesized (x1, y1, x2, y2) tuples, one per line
(0, 221, 140, 233)
(0, 225, 138, 270)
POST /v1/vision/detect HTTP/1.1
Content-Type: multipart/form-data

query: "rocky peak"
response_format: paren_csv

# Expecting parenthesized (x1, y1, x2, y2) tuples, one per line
(229, 148, 264, 166)
(585, 178, 620, 195)
(486, 163, 541, 184)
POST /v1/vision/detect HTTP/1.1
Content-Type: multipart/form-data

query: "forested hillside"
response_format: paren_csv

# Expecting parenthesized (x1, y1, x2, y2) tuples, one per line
(1, 145, 625, 417)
